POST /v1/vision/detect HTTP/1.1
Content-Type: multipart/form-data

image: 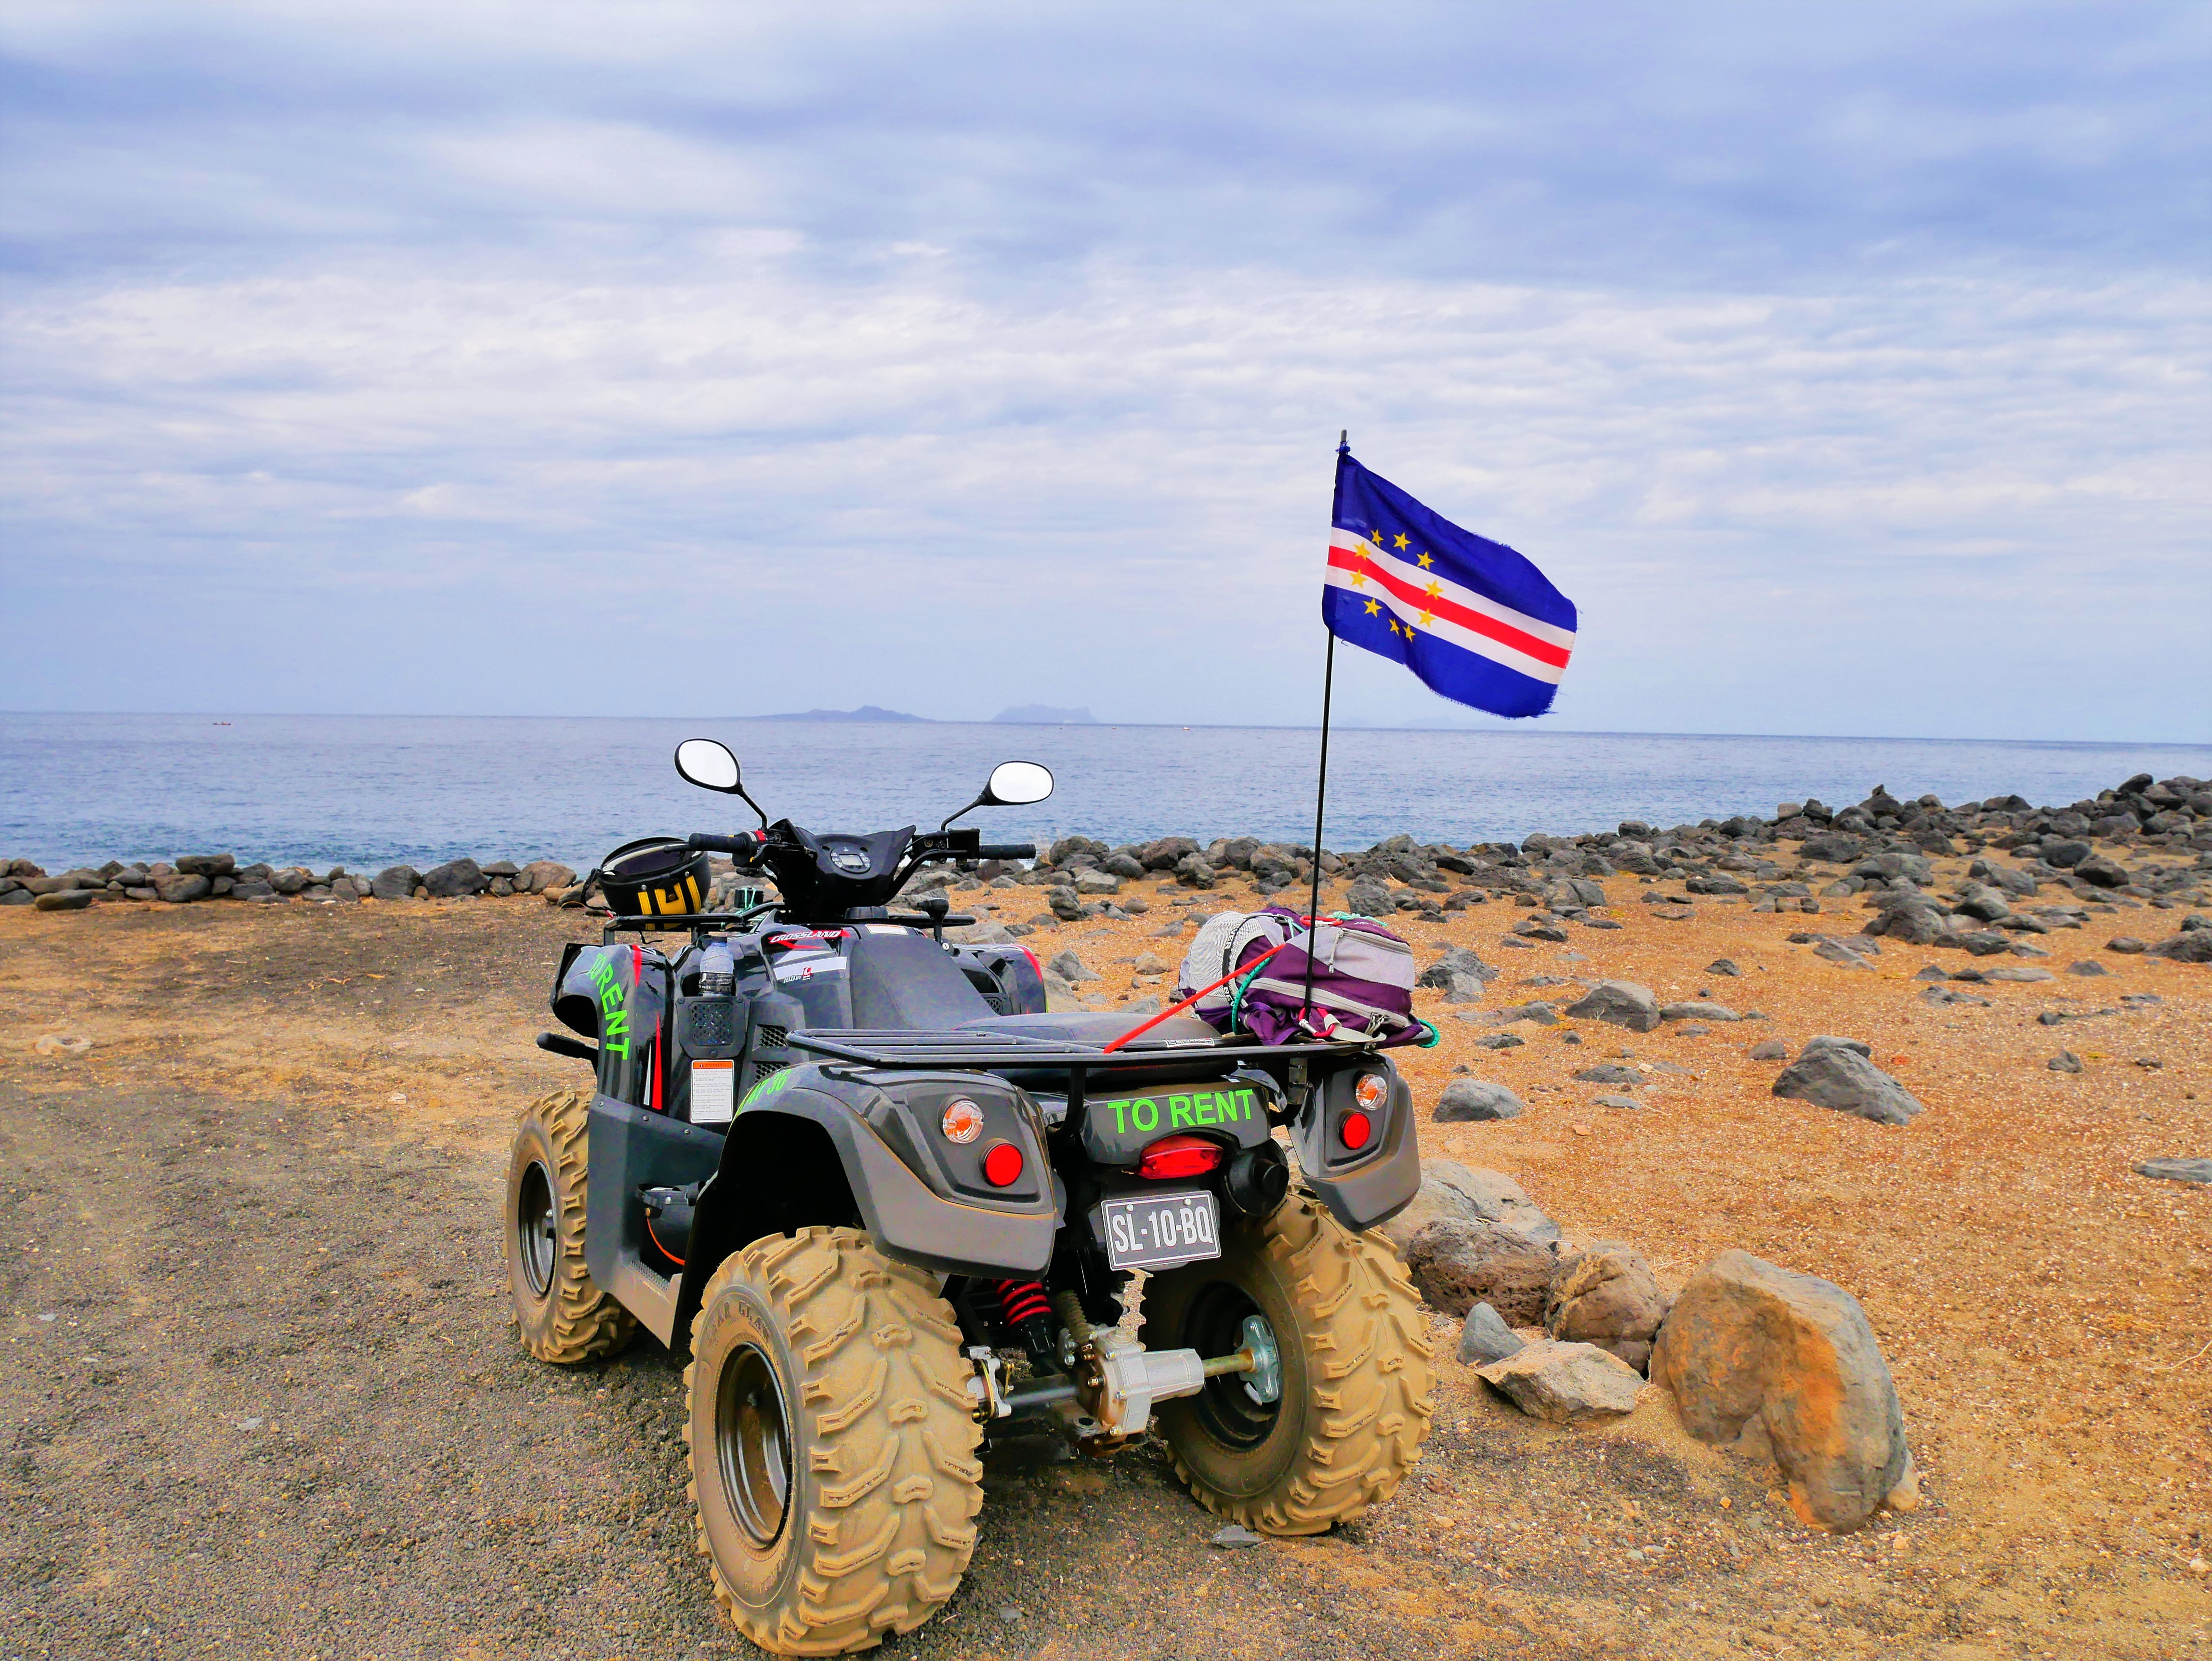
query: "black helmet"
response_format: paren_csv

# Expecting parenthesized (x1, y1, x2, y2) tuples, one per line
(591, 836, 709, 918)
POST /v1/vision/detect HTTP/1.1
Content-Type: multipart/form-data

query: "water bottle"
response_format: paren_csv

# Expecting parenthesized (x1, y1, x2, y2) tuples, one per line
(699, 941, 735, 998)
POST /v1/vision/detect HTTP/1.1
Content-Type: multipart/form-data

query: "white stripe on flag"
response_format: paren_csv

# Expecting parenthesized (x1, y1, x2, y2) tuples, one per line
(1329, 530, 1576, 652)
(1325, 567, 1567, 684)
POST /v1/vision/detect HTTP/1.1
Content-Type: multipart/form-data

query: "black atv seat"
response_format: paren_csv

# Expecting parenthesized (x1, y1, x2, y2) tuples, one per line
(846, 930, 996, 1029)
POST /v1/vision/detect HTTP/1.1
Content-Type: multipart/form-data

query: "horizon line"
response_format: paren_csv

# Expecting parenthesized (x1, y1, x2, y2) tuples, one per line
(2, 709, 2209, 750)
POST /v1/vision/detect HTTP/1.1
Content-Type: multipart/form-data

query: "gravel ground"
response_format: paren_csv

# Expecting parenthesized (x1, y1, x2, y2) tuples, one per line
(0, 866, 2206, 1659)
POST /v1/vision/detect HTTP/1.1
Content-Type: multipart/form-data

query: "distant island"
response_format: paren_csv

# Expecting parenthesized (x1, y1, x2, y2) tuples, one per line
(993, 705, 1098, 725)
(743, 706, 932, 723)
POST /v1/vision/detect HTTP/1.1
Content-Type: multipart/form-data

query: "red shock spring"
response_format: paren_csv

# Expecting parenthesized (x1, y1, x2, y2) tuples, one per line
(995, 1279, 1053, 1326)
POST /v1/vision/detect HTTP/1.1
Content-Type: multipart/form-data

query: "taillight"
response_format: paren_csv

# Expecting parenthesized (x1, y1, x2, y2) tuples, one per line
(1339, 1111, 1373, 1150)
(982, 1142, 1026, 1187)
(1354, 1072, 1387, 1109)
(1137, 1134, 1224, 1180)
(940, 1098, 984, 1144)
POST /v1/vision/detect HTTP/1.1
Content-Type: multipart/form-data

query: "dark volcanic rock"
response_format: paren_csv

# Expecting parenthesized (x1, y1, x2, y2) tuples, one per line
(1564, 980, 1661, 1032)
(2133, 1158, 2211, 1186)
(1772, 1043, 1925, 1126)
(371, 865, 423, 902)
(421, 856, 489, 898)
(2146, 931, 2212, 964)
(1435, 1080, 1524, 1122)
(1403, 1219, 1557, 1323)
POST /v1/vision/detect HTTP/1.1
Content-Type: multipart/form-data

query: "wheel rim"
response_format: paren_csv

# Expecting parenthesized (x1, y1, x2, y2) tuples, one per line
(716, 1344, 792, 1548)
(1182, 1281, 1282, 1450)
(516, 1160, 557, 1298)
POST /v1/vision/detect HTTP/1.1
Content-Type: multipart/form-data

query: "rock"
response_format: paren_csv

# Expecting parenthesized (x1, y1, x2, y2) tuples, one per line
(1748, 1040, 1790, 1061)
(2065, 960, 2109, 976)
(33, 1033, 94, 1055)
(370, 865, 422, 902)
(1, 889, 36, 906)
(2047, 1051, 2083, 1073)
(1343, 879, 1395, 917)
(153, 873, 211, 904)
(1803, 1034, 1871, 1056)
(421, 856, 489, 898)
(33, 889, 97, 911)
(1131, 951, 1168, 975)
(2147, 931, 2212, 963)
(1425, 1161, 1561, 1245)
(1139, 836, 1199, 871)
(1706, 958, 1742, 977)
(1435, 1080, 1524, 1122)
(1772, 1045, 1924, 1126)
(1403, 1219, 1558, 1322)
(1571, 1064, 1640, 1085)
(1812, 937, 1877, 968)
(1661, 1001, 1740, 1022)
(1045, 949, 1098, 983)
(1594, 1093, 1642, 1109)
(174, 853, 236, 877)
(1650, 1250, 1911, 1531)
(517, 859, 577, 894)
(1563, 980, 1660, 1033)
(1984, 966, 2053, 982)
(2106, 936, 2148, 955)
(1102, 853, 1146, 880)
(1173, 852, 1217, 889)
(2074, 853, 2130, 889)
(2134, 1158, 2212, 1186)
(1458, 1302, 1525, 1366)
(1800, 833, 1863, 864)
(1209, 1524, 1263, 1548)
(1546, 1242, 1671, 1371)
(1047, 887, 1085, 922)
(1468, 1032, 1524, 1050)
(1476, 1340, 1644, 1423)
(1073, 870, 1122, 896)
(1513, 919, 1569, 942)
(1685, 874, 1748, 896)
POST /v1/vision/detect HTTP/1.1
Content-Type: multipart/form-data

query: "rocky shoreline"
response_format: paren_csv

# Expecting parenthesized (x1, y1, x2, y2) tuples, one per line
(7, 771, 2208, 945)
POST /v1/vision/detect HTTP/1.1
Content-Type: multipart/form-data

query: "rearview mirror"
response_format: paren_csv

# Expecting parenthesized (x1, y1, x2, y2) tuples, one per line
(673, 738, 743, 793)
(982, 760, 1053, 806)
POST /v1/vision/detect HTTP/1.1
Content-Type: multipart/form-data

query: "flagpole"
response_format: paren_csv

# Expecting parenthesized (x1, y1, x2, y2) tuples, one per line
(1301, 431, 1349, 1031)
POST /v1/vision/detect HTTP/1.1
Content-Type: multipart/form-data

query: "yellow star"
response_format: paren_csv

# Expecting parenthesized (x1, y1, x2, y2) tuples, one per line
(1349, 569, 1366, 588)
(1370, 527, 1386, 547)
(1363, 598, 1381, 616)
(1393, 533, 1410, 551)
(1424, 579, 1442, 599)
(1417, 552, 1433, 569)
(1385, 618, 1400, 636)
(1418, 609, 1435, 627)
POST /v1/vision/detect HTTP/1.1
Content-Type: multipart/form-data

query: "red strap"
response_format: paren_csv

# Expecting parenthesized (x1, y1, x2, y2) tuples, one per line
(1101, 941, 1288, 1053)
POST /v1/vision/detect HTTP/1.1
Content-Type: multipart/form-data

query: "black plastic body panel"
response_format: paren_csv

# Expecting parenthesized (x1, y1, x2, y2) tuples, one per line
(1292, 1059, 1422, 1232)
(584, 1093, 724, 1345)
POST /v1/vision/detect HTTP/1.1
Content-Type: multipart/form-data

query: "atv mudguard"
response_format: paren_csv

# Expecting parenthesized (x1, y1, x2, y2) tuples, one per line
(1292, 1059, 1423, 1233)
(664, 1065, 1057, 1348)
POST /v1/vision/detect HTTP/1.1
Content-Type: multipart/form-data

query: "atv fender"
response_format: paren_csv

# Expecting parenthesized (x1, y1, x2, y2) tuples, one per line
(673, 1069, 1057, 1344)
(1293, 1061, 1422, 1234)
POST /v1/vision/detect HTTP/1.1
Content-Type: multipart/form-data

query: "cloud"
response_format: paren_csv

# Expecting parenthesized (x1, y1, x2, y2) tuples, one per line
(0, 1, 2205, 739)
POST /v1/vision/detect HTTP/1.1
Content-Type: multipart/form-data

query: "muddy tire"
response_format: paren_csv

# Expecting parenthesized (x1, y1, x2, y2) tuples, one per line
(1147, 1194, 1434, 1535)
(685, 1227, 984, 1656)
(503, 1085, 635, 1364)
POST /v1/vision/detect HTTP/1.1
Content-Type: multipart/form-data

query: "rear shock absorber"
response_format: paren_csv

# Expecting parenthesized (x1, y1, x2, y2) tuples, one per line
(994, 1279, 1060, 1373)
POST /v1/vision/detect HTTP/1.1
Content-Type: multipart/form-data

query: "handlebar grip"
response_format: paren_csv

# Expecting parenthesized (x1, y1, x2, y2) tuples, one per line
(687, 832, 754, 855)
(975, 843, 1037, 860)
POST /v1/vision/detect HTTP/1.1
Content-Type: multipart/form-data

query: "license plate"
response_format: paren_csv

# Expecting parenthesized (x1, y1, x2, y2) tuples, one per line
(1094, 1190, 1221, 1271)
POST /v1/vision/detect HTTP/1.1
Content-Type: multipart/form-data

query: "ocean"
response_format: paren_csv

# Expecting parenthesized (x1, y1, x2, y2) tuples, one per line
(2, 712, 2205, 874)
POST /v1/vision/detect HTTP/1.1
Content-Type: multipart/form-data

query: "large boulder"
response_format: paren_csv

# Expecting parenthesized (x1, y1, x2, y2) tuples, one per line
(153, 872, 211, 904)
(174, 853, 237, 878)
(1772, 1043, 1925, 1126)
(1545, 1242, 1672, 1372)
(1650, 1250, 1914, 1532)
(421, 856, 489, 898)
(2074, 853, 2131, 889)
(1564, 980, 1660, 1032)
(516, 859, 576, 895)
(371, 865, 423, 901)
(1435, 1079, 1524, 1122)
(1402, 1219, 1557, 1323)
(1476, 1341, 1645, 1423)
(1425, 1160, 1561, 1245)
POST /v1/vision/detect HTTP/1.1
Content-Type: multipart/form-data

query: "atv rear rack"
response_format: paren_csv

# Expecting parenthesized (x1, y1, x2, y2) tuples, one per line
(785, 1028, 1382, 1119)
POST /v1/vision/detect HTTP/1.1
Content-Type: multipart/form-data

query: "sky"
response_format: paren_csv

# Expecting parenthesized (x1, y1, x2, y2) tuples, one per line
(1, 1, 2206, 740)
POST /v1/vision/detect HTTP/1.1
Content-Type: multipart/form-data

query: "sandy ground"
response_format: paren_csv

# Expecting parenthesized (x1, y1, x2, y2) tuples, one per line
(0, 858, 2207, 1660)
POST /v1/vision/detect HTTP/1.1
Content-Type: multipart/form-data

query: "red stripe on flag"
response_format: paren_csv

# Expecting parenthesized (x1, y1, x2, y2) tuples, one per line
(1325, 548, 1572, 669)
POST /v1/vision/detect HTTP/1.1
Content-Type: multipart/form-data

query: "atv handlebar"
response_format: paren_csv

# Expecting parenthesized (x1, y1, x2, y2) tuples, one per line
(687, 832, 763, 857)
(975, 843, 1037, 860)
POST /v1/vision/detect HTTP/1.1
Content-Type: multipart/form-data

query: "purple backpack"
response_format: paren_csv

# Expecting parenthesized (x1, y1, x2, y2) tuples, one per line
(1177, 905, 1430, 1047)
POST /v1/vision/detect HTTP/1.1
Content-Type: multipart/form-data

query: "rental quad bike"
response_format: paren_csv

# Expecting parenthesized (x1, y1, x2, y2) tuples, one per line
(502, 739, 1434, 1656)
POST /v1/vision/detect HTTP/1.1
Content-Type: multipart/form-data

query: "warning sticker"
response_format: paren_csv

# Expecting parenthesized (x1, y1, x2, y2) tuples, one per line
(690, 1059, 736, 1125)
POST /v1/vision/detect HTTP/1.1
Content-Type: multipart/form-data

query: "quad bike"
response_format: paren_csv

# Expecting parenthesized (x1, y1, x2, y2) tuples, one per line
(503, 739, 1434, 1655)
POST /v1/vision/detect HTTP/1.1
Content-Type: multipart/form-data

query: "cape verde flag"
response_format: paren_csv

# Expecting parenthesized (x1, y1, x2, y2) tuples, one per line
(1322, 449, 1577, 719)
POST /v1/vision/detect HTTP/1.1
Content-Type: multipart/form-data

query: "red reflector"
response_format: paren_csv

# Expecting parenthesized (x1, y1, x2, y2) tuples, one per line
(1137, 1133, 1224, 1180)
(1339, 1111, 1373, 1151)
(982, 1142, 1025, 1187)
